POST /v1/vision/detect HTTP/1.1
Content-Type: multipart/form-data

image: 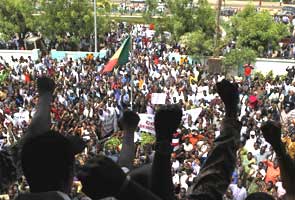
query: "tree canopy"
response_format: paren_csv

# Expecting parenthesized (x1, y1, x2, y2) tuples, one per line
(0, 0, 112, 42)
(0, 0, 37, 40)
(165, 0, 216, 41)
(228, 5, 289, 54)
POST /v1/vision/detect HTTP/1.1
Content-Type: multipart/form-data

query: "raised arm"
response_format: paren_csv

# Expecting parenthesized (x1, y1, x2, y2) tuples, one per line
(78, 155, 161, 200)
(1, 77, 55, 191)
(118, 110, 140, 170)
(261, 121, 295, 200)
(187, 79, 242, 200)
(151, 105, 182, 200)
(26, 77, 55, 137)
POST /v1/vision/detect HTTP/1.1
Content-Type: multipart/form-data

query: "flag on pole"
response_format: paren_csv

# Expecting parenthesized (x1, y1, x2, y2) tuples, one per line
(102, 36, 131, 73)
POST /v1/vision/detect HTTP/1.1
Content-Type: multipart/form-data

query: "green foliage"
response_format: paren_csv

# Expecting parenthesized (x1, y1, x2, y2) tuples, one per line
(140, 132, 156, 147)
(163, 0, 216, 41)
(143, 0, 158, 23)
(223, 48, 257, 71)
(105, 136, 122, 150)
(253, 71, 265, 81)
(37, 0, 112, 40)
(0, 0, 38, 39)
(0, 0, 112, 41)
(253, 70, 275, 81)
(266, 70, 274, 79)
(39, 0, 90, 39)
(180, 30, 213, 58)
(229, 5, 289, 55)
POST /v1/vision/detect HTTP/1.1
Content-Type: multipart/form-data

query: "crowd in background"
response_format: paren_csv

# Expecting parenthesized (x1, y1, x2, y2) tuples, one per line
(0, 24, 295, 200)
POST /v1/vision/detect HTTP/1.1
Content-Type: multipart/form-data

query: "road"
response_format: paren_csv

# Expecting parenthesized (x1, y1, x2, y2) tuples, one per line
(208, 0, 282, 9)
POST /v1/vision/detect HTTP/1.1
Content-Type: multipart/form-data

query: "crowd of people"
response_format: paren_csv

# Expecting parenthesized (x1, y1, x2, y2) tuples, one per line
(0, 24, 294, 200)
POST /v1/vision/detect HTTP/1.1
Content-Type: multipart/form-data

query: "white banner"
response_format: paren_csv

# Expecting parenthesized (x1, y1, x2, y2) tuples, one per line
(151, 93, 166, 105)
(138, 108, 203, 135)
(13, 110, 30, 127)
(138, 114, 155, 134)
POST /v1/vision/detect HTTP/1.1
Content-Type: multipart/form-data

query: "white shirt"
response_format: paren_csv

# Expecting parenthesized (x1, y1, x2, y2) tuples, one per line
(173, 173, 180, 185)
(180, 173, 196, 190)
(183, 143, 193, 152)
(275, 182, 286, 198)
(172, 160, 180, 171)
(229, 184, 247, 200)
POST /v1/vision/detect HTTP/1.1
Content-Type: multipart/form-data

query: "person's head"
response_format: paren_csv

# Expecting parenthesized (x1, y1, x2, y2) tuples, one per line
(21, 131, 84, 194)
(237, 179, 243, 188)
(247, 152, 253, 160)
(260, 145, 266, 154)
(254, 142, 260, 150)
(179, 188, 186, 198)
(258, 162, 264, 169)
(185, 138, 190, 144)
(250, 131, 256, 139)
(266, 181, 274, 191)
(245, 192, 275, 200)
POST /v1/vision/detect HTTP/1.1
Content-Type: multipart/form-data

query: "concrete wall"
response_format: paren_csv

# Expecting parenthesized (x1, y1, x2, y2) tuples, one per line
(0, 49, 294, 76)
(254, 58, 295, 76)
(50, 49, 108, 61)
(0, 49, 40, 62)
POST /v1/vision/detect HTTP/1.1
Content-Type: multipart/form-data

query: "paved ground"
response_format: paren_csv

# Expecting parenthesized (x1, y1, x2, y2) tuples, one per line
(208, 0, 281, 8)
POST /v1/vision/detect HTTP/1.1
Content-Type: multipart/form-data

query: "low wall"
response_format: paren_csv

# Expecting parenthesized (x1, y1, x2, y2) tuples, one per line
(254, 58, 295, 76)
(50, 49, 108, 61)
(0, 49, 40, 62)
(0, 50, 294, 76)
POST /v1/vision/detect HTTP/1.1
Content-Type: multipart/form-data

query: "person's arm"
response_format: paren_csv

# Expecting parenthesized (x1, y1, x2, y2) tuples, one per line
(261, 121, 295, 200)
(118, 111, 140, 170)
(151, 105, 182, 200)
(26, 77, 55, 137)
(0, 77, 55, 191)
(187, 80, 241, 200)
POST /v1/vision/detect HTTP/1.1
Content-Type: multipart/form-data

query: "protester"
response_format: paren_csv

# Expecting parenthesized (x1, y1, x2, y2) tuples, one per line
(0, 24, 294, 200)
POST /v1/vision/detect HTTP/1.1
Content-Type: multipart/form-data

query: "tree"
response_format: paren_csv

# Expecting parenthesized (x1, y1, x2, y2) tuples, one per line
(163, 0, 216, 41)
(180, 30, 213, 62)
(38, 0, 111, 41)
(0, 0, 38, 40)
(143, 0, 158, 23)
(222, 48, 257, 74)
(229, 5, 289, 55)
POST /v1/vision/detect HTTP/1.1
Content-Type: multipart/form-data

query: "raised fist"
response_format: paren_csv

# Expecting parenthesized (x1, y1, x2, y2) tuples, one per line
(77, 155, 126, 199)
(154, 104, 182, 141)
(216, 79, 239, 116)
(37, 77, 55, 95)
(119, 110, 140, 133)
(261, 121, 282, 149)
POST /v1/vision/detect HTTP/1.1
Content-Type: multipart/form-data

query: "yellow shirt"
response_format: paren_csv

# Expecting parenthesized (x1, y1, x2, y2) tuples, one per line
(282, 137, 295, 159)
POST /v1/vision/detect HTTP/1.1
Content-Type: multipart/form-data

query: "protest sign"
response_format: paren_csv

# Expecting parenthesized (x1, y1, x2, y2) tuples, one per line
(137, 108, 203, 135)
(151, 93, 166, 105)
(138, 114, 155, 134)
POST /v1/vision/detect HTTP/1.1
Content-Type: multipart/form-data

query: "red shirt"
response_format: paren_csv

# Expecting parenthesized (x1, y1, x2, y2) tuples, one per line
(244, 66, 252, 76)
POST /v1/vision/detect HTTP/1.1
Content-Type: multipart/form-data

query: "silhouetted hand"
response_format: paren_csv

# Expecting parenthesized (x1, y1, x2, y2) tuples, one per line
(216, 79, 239, 117)
(78, 155, 126, 199)
(37, 77, 55, 95)
(119, 110, 140, 133)
(261, 121, 282, 150)
(154, 104, 182, 141)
